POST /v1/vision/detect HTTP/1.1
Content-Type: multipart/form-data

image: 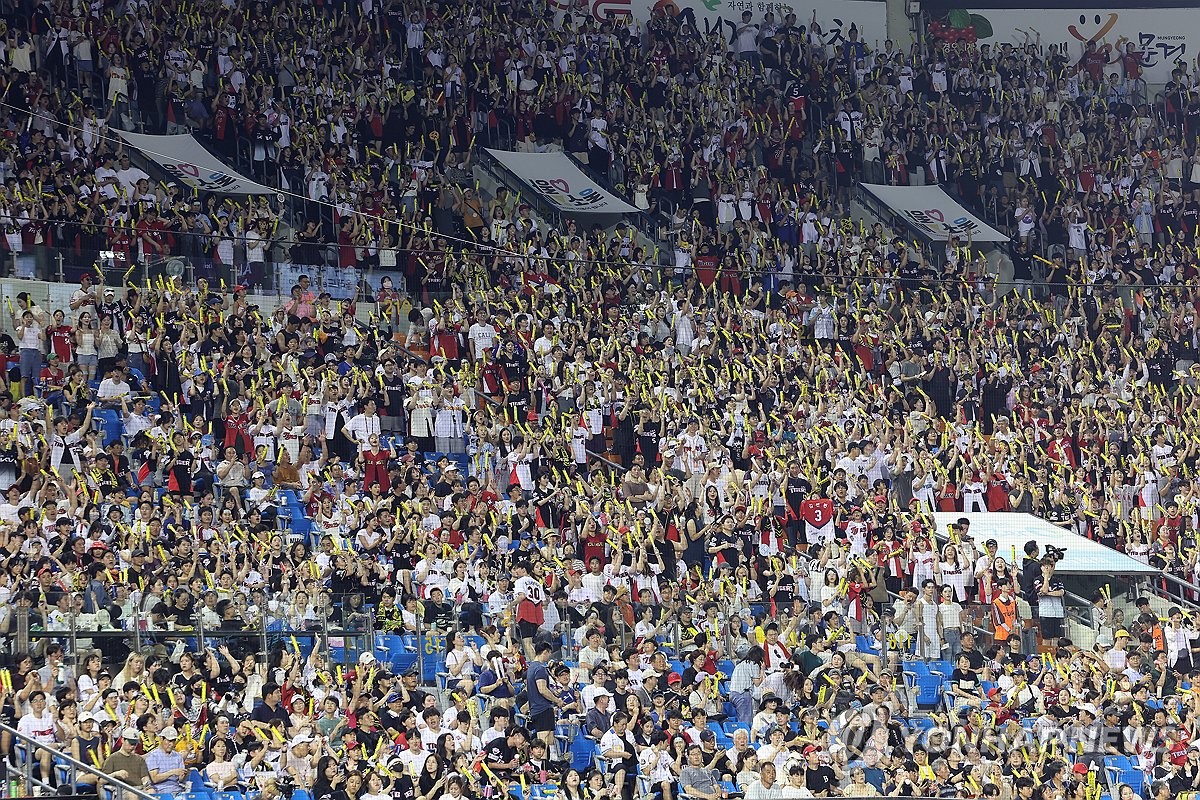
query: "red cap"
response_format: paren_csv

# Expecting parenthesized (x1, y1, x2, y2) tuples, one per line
(803, 745, 820, 755)
(667, 672, 682, 684)
(1072, 763, 1089, 775)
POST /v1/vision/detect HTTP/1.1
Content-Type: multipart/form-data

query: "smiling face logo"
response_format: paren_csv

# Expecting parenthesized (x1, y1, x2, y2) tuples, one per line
(1068, 12, 1118, 42)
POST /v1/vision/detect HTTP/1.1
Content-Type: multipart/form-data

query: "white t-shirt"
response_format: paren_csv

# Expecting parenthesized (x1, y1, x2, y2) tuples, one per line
(735, 22, 760, 53)
(18, 711, 56, 745)
(600, 728, 635, 759)
(514, 575, 544, 606)
(467, 322, 498, 359)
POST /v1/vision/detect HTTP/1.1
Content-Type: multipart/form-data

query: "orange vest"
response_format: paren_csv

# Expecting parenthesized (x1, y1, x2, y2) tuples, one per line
(993, 597, 1017, 640)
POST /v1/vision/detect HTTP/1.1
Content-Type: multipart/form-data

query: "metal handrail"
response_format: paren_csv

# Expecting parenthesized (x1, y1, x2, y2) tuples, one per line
(585, 449, 627, 478)
(0, 720, 157, 800)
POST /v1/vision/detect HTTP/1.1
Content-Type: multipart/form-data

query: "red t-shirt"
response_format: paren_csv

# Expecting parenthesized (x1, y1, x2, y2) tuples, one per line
(362, 448, 390, 491)
(47, 325, 73, 362)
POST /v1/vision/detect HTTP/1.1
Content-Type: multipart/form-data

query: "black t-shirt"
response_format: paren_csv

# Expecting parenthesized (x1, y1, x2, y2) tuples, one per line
(804, 764, 837, 794)
(717, 529, 741, 568)
(785, 475, 810, 514)
(951, 668, 979, 695)
(389, 775, 416, 800)
(484, 738, 515, 771)
(250, 700, 290, 727)
(959, 648, 985, 671)
(381, 375, 407, 416)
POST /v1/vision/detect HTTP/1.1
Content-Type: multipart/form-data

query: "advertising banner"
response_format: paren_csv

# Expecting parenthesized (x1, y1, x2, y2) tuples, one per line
(935, 8, 1193, 84)
(860, 183, 1010, 242)
(484, 149, 639, 214)
(117, 132, 275, 195)
(557, 0, 887, 52)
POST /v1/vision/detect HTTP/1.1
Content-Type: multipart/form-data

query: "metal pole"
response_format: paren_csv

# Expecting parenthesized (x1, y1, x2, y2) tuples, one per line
(69, 609, 78, 671)
(416, 614, 425, 687)
(15, 607, 29, 656)
(260, 609, 269, 665)
(364, 609, 375, 669)
(723, 600, 734, 656)
(57, 252, 64, 283)
(319, 600, 329, 661)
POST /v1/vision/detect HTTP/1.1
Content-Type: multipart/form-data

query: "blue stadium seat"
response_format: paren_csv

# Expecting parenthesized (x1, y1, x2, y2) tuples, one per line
(95, 408, 123, 447)
(178, 792, 215, 800)
(423, 655, 446, 684)
(1103, 756, 1143, 797)
(905, 717, 934, 734)
(376, 633, 406, 663)
(570, 737, 597, 772)
(918, 676, 944, 708)
(855, 635, 879, 656)
(905, 661, 930, 679)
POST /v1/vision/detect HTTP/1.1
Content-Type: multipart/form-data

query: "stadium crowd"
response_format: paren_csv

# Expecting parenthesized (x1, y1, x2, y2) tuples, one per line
(0, 0, 1196, 798)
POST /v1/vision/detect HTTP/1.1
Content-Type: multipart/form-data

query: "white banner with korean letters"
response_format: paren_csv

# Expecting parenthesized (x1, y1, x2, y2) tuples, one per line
(860, 183, 1010, 242)
(117, 132, 275, 195)
(485, 149, 639, 214)
(947, 9, 1193, 84)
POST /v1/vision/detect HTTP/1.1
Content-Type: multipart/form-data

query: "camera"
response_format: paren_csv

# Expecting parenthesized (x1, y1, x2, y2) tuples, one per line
(1044, 545, 1067, 562)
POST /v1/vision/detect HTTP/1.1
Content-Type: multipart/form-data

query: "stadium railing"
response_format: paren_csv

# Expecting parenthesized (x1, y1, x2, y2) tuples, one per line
(0, 719, 157, 800)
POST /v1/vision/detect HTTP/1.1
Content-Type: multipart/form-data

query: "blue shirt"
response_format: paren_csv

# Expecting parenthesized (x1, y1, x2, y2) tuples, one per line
(527, 660, 553, 714)
(145, 745, 185, 794)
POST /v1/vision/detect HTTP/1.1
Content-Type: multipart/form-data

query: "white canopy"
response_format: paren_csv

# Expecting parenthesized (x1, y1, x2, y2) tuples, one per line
(484, 149, 638, 214)
(860, 183, 1009, 243)
(931, 512, 1159, 576)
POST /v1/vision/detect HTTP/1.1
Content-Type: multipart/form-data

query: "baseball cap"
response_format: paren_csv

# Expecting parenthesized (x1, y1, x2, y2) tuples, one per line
(160, 727, 178, 740)
(667, 672, 682, 684)
(122, 727, 140, 740)
(1115, 629, 1131, 639)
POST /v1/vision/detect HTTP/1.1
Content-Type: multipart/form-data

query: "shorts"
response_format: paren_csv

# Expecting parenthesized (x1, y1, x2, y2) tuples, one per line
(530, 706, 555, 733)
(517, 620, 540, 640)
